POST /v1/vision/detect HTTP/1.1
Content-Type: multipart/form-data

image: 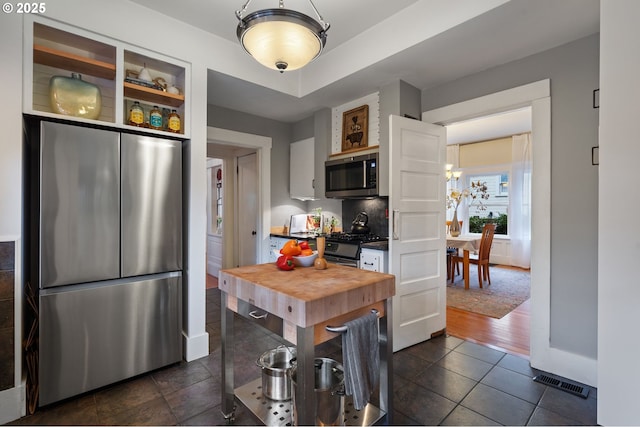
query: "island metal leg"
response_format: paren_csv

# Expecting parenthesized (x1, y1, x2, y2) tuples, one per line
(295, 325, 316, 426)
(379, 298, 393, 424)
(221, 292, 235, 422)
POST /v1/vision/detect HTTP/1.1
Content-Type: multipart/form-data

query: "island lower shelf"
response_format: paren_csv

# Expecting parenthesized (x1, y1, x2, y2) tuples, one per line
(235, 378, 385, 426)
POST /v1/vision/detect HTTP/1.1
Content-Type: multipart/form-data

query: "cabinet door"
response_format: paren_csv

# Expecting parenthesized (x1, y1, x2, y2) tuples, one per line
(290, 138, 315, 200)
(360, 249, 382, 272)
(269, 237, 291, 262)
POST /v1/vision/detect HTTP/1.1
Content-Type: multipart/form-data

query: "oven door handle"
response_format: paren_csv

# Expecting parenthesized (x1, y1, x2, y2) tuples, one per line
(324, 256, 359, 268)
(336, 261, 358, 268)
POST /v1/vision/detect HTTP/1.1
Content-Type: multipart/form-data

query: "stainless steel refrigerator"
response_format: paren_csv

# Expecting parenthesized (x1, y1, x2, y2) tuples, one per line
(30, 120, 183, 406)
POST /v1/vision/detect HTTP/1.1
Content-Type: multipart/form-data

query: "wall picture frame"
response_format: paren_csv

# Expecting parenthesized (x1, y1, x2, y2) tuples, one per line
(341, 104, 369, 152)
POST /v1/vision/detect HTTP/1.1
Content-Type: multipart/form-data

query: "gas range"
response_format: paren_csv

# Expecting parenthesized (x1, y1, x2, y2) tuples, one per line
(325, 232, 385, 243)
(324, 233, 387, 265)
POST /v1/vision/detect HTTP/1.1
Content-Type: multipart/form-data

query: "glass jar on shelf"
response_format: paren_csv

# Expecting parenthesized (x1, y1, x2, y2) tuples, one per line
(149, 105, 162, 130)
(128, 101, 144, 127)
(168, 109, 181, 133)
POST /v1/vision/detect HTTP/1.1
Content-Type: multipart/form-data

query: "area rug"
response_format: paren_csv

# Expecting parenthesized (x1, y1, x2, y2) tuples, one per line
(447, 265, 530, 319)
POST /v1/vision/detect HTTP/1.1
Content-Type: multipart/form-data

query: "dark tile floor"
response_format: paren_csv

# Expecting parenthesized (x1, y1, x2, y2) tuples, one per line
(8, 288, 598, 426)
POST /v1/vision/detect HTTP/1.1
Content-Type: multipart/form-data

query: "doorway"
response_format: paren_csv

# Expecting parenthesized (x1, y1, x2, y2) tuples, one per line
(423, 80, 551, 363)
(206, 127, 272, 274)
(206, 158, 223, 280)
(443, 110, 532, 357)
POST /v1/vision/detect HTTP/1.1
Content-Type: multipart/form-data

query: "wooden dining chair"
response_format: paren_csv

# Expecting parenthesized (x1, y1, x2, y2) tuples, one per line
(446, 247, 458, 281)
(452, 223, 496, 288)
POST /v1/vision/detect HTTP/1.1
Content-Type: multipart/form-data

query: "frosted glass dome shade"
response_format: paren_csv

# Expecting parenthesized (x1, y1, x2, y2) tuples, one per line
(237, 8, 327, 72)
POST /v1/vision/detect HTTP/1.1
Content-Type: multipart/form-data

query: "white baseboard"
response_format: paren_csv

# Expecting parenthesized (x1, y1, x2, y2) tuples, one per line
(0, 384, 25, 424)
(530, 345, 597, 387)
(183, 331, 209, 362)
(490, 255, 511, 265)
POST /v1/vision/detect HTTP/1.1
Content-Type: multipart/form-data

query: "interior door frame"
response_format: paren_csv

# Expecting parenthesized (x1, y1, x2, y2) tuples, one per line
(207, 127, 272, 267)
(423, 80, 595, 386)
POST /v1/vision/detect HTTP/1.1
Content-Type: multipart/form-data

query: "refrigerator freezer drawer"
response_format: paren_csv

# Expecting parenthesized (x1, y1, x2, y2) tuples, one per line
(38, 274, 182, 406)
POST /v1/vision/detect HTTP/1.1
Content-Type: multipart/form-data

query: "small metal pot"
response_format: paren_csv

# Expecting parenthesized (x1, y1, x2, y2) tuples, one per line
(256, 346, 297, 401)
(291, 358, 345, 426)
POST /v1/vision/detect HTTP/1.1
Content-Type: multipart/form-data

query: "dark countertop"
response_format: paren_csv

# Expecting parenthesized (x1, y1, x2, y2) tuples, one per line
(270, 233, 388, 250)
(361, 240, 389, 251)
(270, 232, 317, 240)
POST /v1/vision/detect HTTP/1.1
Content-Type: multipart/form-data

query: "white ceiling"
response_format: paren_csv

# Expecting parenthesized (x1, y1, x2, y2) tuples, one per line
(446, 107, 532, 145)
(130, 0, 599, 123)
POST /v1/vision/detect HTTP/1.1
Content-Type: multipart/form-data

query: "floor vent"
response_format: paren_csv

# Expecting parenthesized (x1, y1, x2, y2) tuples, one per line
(533, 374, 590, 399)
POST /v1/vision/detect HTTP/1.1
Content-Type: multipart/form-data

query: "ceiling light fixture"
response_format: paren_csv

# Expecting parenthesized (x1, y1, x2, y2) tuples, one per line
(235, 0, 330, 73)
(446, 164, 462, 182)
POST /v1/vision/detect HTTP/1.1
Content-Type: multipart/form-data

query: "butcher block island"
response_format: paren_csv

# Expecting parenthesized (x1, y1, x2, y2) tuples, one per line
(219, 263, 396, 426)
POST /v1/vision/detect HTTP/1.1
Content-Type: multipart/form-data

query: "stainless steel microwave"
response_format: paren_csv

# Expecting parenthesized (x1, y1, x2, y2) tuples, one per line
(325, 152, 378, 198)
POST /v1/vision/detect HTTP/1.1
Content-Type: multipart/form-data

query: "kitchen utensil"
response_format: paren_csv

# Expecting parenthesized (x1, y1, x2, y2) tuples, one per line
(314, 236, 328, 270)
(291, 358, 345, 426)
(256, 346, 297, 401)
(350, 211, 370, 234)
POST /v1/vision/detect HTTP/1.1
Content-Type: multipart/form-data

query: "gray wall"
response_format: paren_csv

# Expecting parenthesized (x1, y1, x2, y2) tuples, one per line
(206, 104, 306, 226)
(291, 116, 314, 141)
(379, 80, 422, 196)
(206, 105, 341, 228)
(422, 34, 600, 359)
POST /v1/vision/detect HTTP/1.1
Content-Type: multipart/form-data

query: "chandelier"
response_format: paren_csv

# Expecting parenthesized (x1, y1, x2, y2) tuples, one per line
(236, 0, 330, 73)
(446, 164, 462, 182)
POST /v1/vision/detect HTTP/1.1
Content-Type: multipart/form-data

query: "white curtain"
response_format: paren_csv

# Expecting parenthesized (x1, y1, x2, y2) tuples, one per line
(510, 133, 531, 268)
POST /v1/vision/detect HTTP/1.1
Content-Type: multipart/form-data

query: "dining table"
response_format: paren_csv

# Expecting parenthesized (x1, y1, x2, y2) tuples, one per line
(446, 235, 481, 290)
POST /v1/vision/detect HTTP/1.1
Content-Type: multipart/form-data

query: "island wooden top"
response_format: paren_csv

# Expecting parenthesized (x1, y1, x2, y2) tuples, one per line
(219, 263, 395, 328)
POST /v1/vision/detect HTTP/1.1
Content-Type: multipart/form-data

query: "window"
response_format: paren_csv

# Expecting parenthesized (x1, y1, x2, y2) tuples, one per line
(498, 173, 509, 196)
(466, 172, 509, 235)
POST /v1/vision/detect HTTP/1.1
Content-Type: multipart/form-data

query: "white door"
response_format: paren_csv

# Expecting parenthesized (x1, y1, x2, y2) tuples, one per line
(237, 153, 258, 266)
(389, 115, 447, 352)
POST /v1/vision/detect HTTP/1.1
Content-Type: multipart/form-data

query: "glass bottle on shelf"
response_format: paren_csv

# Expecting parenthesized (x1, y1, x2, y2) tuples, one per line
(49, 73, 102, 120)
(149, 105, 162, 130)
(168, 109, 181, 133)
(128, 101, 144, 127)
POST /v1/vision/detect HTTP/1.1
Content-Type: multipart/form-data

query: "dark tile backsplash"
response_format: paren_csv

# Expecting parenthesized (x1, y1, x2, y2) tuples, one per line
(342, 197, 389, 237)
(0, 241, 15, 391)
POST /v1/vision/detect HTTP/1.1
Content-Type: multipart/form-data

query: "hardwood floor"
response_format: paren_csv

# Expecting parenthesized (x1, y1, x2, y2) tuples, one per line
(447, 298, 530, 359)
(206, 274, 218, 289)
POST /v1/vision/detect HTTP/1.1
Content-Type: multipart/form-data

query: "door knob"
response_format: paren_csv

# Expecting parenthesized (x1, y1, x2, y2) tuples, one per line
(251, 230, 257, 235)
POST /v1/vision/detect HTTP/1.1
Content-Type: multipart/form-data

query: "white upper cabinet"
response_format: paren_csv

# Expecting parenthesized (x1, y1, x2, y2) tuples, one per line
(24, 17, 190, 137)
(290, 138, 316, 200)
